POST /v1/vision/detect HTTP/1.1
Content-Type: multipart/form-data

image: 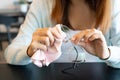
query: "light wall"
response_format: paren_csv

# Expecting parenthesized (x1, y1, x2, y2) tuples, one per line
(0, 0, 18, 10)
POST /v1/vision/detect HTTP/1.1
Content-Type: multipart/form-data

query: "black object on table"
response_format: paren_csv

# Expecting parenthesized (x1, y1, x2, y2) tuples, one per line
(0, 62, 120, 80)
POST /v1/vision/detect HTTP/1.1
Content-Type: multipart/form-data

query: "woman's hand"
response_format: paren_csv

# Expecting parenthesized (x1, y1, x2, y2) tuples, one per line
(71, 29, 110, 59)
(27, 26, 63, 57)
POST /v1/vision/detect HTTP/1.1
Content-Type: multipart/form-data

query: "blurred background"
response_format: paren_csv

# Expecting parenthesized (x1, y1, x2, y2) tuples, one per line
(0, 0, 32, 63)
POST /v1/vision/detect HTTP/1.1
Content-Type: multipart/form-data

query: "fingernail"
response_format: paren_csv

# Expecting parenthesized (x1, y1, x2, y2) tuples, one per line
(80, 38, 84, 42)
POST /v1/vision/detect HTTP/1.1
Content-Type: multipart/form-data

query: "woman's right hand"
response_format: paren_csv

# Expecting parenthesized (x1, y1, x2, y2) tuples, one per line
(27, 26, 63, 57)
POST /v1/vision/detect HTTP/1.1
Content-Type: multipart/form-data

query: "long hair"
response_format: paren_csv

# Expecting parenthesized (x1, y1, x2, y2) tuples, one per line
(51, 0, 111, 34)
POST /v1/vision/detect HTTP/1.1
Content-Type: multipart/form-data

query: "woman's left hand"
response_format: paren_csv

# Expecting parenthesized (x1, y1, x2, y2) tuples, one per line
(71, 28, 110, 59)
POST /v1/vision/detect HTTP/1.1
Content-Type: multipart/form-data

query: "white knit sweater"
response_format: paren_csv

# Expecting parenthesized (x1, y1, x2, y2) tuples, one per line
(4, 0, 120, 68)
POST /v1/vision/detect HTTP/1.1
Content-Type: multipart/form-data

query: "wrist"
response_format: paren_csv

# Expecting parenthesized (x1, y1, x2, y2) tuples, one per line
(99, 48, 111, 60)
(27, 46, 34, 57)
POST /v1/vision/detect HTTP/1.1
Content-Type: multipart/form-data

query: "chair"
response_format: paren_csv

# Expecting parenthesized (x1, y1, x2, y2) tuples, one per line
(0, 15, 19, 50)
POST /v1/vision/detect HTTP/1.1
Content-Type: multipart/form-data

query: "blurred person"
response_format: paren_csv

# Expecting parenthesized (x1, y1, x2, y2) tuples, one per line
(4, 0, 120, 68)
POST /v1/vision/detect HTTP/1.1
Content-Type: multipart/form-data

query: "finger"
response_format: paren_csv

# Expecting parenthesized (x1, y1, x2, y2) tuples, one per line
(35, 28, 55, 46)
(47, 29, 55, 45)
(71, 31, 85, 45)
(35, 28, 49, 36)
(88, 33, 100, 41)
(88, 30, 104, 41)
(34, 36, 50, 47)
(56, 24, 63, 35)
(32, 41, 47, 52)
(84, 29, 96, 42)
(56, 25, 67, 39)
(51, 27, 62, 39)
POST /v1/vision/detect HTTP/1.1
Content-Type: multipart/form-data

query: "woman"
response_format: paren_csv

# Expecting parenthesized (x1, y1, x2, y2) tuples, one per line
(4, 0, 120, 68)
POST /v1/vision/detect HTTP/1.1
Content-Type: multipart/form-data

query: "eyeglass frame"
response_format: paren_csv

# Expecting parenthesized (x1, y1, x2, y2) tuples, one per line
(60, 24, 86, 74)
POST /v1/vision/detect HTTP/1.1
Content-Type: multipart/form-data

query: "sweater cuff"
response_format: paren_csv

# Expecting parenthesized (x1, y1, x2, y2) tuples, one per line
(104, 46, 120, 68)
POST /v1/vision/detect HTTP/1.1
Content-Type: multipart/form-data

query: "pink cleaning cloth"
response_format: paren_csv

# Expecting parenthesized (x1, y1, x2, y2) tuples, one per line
(31, 24, 66, 67)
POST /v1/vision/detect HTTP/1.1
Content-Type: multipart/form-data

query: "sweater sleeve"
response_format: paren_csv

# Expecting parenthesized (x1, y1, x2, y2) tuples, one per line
(4, 0, 49, 65)
(104, 0, 120, 68)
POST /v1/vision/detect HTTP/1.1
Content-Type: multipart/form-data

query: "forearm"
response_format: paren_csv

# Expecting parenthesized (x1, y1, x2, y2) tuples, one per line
(4, 30, 33, 65)
(4, 44, 32, 65)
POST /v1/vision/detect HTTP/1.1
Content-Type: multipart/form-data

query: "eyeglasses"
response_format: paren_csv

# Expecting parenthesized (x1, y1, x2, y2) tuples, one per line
(60, 24, 86, 74)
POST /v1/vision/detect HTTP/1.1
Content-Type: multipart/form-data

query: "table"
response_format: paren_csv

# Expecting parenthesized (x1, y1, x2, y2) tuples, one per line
(0, 63, 120, 80)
